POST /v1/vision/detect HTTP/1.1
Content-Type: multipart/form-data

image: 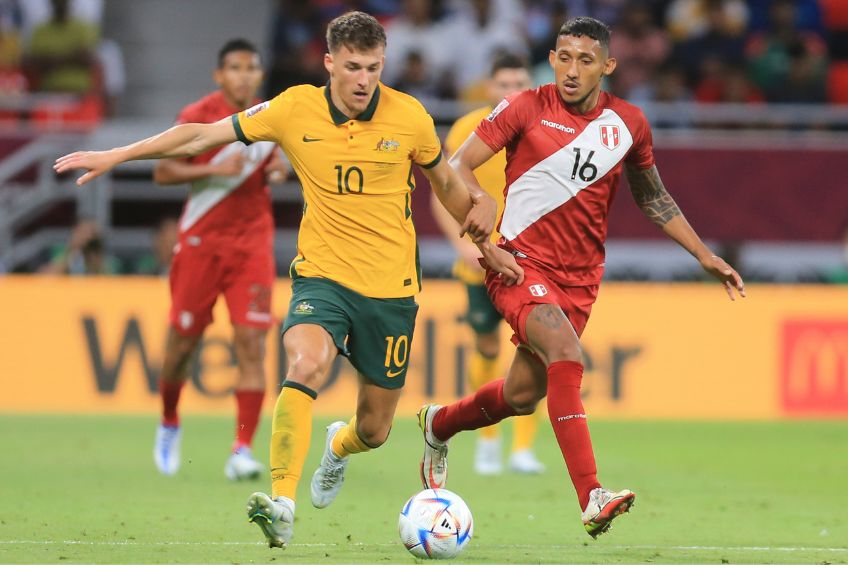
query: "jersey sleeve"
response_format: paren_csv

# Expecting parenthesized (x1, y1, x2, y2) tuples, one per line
(411, 111, 443, 169)
(232, 89, 294, 145)
(474, 91, 531, 153)
(625, 109, 655, 170)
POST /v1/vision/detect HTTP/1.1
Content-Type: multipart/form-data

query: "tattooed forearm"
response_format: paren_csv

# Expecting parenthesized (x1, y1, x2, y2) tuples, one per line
(626, 165, 681, 226)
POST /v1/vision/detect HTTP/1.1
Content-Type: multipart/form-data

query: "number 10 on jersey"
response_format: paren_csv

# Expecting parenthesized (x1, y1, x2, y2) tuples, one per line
(384, 335, 409, 373)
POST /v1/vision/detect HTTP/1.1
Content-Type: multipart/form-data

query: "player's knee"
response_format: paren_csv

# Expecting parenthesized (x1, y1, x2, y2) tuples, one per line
(545, 341, 583, 364)
(286, 356, 325, 388)
(356, 420, 391, 448)
(506, 389, 540, 415)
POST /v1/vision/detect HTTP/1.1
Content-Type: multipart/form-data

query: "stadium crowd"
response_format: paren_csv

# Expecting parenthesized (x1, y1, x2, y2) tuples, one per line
(266, 0, 848, 106)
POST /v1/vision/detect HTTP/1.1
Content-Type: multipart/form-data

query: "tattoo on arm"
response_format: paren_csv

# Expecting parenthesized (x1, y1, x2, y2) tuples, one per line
(626, 165, 681, 226)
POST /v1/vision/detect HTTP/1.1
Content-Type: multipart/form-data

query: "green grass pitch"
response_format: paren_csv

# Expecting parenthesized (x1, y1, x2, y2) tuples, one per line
(0, 415, 845, 564)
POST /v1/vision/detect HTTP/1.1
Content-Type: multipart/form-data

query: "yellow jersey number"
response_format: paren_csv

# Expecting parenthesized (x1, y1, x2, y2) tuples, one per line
(384, 335, 409, 378)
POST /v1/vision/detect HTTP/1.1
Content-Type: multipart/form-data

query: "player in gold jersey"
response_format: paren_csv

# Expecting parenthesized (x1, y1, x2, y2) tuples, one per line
(54, 11, 524, 549)
(431, 53, 545, 477)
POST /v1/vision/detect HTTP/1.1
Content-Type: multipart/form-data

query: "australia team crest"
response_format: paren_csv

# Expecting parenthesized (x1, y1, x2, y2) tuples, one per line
(599, 125, 620, 150)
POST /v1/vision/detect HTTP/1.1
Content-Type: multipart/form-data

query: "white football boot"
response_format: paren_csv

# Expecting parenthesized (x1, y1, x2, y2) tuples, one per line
(153, 424, 181, 476)
(508, 449, 546, 474)
(224, 446, 264, 481)
(247, 492, 294, 548)
(474, 437, 503, 475)
(581, 487, 636, 538)
(310, 421, 349, 508)
(418, 404, 449, 488)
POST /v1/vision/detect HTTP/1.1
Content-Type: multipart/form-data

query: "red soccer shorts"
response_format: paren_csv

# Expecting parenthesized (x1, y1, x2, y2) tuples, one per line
(485, 258, 599, 347)
(169, 240, 274, 336)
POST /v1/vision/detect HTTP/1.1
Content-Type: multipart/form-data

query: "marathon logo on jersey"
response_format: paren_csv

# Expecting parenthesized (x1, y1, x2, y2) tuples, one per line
(540, 119, 576, 134)
(599, 125, 620, 150)
(293, 301, 314, 315)
(528, 284, 548, 297)
(245, 101, 269, 118)
(486, 98, 509, 122)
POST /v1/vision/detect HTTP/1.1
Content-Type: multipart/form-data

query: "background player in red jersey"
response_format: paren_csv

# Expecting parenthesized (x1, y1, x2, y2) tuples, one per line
(418, 17, 746, 538)
(153, 39, 289, 480)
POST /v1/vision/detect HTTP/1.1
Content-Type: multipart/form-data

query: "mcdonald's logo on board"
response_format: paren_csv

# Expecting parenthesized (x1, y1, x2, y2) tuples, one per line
(780, 320, 848, 415)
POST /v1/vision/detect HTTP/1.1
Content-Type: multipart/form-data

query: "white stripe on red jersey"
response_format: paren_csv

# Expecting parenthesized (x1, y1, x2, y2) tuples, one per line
(475, 85, 655, 286)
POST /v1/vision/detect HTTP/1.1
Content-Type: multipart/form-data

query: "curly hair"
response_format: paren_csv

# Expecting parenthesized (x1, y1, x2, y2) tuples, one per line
(326, 11, 387, 53)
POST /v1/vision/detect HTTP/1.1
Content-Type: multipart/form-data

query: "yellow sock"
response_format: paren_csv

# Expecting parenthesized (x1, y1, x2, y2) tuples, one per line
(511, 413, 538, 452)
(469, 350, 500, 440)
(331, 415, 372, 458)
(270, 382, 316, 501)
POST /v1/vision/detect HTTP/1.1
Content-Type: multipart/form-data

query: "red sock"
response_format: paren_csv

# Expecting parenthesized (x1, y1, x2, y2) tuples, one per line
(233, 389, 265, 451)
(547, 360, 601, 510)
(160, 379, 185, 427)
(432, 379, 517, 442)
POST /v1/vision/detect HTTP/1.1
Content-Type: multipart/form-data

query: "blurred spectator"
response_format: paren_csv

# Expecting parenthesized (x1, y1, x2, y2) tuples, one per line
(747, 0, 824, 34)
(24, 0, 99, 95)
(0, 0, 27, 123)
(265, 0, 326, 97)
(609, 1, 670, 98)
(672, 0, 748, 87)
(383, 0, 454, 96)
(133, 218, 178, 277)
(441, 0, 528, 102)
(666, 0, 748, 42)
(41, 219, 118, 275)
(694, 59, 764, 103)
(746, 0, 827, 103)
(766, 40, 827, 104)
(526, 0, 575, 65)
(628, 60, 693, 127)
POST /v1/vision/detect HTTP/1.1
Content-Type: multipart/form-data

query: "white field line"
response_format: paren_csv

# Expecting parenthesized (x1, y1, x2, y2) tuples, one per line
(0, 540, 846, 552)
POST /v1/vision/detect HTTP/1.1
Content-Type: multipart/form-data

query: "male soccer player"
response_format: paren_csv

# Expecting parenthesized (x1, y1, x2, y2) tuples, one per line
(149, 39, 288, 481)
(418, 17, 746, 539)
(54, 11, 522, 549)
(431, 52, 544, 476)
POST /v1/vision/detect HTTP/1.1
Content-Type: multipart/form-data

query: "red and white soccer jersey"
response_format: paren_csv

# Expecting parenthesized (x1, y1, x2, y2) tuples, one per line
(476, 86, 654, 344)
(476, 85, 655, 287)
(169, 91, 277, 335)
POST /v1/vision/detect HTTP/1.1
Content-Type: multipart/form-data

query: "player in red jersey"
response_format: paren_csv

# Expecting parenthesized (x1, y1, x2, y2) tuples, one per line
(153, 39, 288, 480)
(418, 17, 746, 538)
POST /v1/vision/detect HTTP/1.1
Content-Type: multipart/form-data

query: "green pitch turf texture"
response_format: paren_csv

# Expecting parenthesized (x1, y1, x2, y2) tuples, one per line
(0, 415, 845, 564)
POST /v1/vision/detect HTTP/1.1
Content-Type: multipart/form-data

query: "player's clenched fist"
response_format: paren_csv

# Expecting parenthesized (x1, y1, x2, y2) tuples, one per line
(461, 192, 497, 243)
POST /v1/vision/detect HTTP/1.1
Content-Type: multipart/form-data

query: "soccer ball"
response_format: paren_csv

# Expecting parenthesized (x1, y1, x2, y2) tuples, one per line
(398, 488, 473, 559)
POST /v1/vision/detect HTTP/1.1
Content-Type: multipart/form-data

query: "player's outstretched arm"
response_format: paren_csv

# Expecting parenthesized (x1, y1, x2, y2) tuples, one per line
(54, 117, 239, 187)
(625, 163, 746, 300)
(423, 156, 494, 244)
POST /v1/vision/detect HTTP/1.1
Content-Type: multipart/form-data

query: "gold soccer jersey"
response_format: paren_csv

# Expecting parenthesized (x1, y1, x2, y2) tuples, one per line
(444, 106, 507, 285)
(233, 83, 442, 298)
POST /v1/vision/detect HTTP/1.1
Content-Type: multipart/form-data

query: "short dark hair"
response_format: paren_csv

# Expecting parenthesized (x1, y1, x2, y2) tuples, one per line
(217, 38, 259, 68)
(490, 52, 529, 77)
(558, 17, 611, 50)
(326, 11, 387, 53)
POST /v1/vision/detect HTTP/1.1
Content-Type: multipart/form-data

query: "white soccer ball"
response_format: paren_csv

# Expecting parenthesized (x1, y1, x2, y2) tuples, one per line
(398, 488, 473, 559)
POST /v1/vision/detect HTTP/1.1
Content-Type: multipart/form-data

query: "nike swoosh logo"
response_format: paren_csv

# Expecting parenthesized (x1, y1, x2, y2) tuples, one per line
(302, 135, 323, 143)
(386, 368, 403, 378)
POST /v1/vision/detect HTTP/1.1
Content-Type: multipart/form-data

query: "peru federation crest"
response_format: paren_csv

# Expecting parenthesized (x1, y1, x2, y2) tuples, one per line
(599, 125, 620, 150)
